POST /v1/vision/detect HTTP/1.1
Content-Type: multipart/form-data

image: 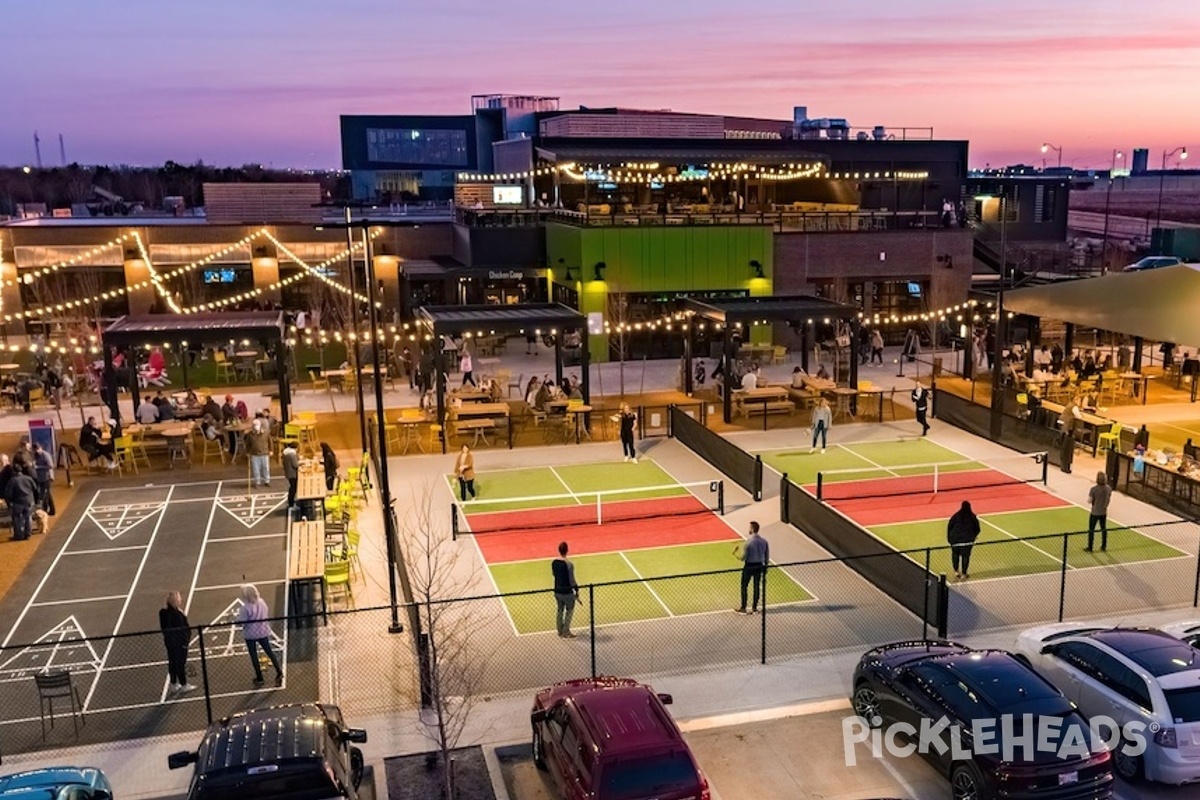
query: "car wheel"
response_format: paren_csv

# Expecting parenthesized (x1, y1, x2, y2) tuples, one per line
(950, 762, 990, 800)
(532, 724, 546, 770)
(851, 682, 882, 725)
(1112, 742, 1143, 783)
(350, 746, 364, 788)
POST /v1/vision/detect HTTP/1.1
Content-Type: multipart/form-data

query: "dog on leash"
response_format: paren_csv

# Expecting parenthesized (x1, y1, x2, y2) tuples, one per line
(33, 509, 49, 534)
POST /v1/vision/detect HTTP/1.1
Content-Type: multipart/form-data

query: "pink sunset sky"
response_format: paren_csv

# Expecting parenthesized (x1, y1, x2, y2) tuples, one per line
(4, 0, 1198, 169)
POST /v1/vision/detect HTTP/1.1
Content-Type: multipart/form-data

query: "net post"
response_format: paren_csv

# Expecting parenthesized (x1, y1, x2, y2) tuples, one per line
(718, 480, 725, 515)
(596, 492, 602, 526)
(779, 473, 788, 522)
(933, 462, 939, 495)
(816, 471, 823, 502)
(922, 548, 931, 640)
(754, 455, 763, 501)
(1041, 451, 1049, 486)
(198, 624, 213, 724)
(451, 504, 458, 541)
(760, 565, 768, 665)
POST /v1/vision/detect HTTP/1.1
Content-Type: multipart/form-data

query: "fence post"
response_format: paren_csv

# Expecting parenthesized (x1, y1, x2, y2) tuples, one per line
(667, 404, 674, 438)
(923, 548, 932, 641)
(717, 480, 725, 515)
(588, 584, 596, 678)
(937, 575, 949, 638)
(198, 624, 213, 724)
(451, 504, 458, 541)
(1058, 534, 1069, 622)
(760, 566, 768, 665)
(638, 406, 646, 440)
(1193, 530, 1200, 607)
(780, 473, 789, 522)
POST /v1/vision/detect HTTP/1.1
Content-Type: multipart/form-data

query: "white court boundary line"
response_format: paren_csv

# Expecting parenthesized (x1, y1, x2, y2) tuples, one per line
(83, 485, 175, 712)
(546, 465, 580, 504)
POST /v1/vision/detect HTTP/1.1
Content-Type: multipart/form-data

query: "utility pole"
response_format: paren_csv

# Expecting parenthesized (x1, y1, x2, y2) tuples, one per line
(1099, 149, 1123, 275)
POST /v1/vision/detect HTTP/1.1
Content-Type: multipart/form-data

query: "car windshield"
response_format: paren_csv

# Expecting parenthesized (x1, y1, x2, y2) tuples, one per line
(1164, 686, 1200, 724)
(0, 772, 85, 790)
(599, 751, 698, 800)
(197, 768, 339, 800)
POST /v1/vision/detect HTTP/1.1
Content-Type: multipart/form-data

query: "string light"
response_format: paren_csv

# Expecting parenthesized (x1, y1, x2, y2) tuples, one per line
(262, 230, 376, 305)
(131, 232, 182, 313)
(5, 232, 132, 287)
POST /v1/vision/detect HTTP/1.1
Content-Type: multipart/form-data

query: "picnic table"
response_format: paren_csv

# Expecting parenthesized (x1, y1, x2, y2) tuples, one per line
(452, 402, 510, 447)
(289, 519, 327, 624)
(295, 470, 329, 518)
(1039, 400, 1112, 456)
(733, 386, 792, 429)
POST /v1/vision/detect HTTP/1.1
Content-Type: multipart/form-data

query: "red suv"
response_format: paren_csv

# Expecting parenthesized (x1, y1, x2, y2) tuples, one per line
(531, 677, 709, 800)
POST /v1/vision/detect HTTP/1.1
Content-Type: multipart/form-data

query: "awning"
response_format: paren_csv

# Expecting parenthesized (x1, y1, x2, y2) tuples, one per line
(1004, 265, 1200, 344)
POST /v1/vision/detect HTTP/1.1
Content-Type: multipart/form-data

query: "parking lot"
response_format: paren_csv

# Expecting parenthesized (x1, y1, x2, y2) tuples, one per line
(499, 703, 1196, 800)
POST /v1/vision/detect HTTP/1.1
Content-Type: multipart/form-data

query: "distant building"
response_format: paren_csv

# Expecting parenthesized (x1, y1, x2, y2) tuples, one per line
(203, 183, 323, 224)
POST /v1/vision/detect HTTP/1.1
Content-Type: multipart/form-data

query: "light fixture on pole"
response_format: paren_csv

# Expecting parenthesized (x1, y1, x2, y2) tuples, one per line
(1040, 143, 1063, 169)
(1099, 149, 1123, 275)
(1155, 146, 1188, 254)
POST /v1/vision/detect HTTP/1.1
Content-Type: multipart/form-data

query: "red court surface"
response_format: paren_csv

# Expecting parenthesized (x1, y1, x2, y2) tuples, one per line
(823, 480, 1068, 527)
(470, 507, 736, 563)
(817, 468, 1043, 502)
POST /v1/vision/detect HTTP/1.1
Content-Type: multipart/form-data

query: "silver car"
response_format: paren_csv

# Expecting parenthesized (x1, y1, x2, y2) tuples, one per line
(1016, 623, 1200, 785)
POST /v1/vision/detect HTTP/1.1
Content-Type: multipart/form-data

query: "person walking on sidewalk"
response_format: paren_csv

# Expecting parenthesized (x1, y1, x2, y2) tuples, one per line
(237, 584, 283, 687)
(810, 398, 832, 453)
(912, 384, 930, 436)
(618, 404, 638, 463)
(947, 501, 981, 580)
(159, 591, 195, 694)
(734, 521, 769, 614)
(459, 349, 476, 387)
(551, 541, 580, 638)
(870, 328, 885, 365)
(1086, 472, 1113, 551)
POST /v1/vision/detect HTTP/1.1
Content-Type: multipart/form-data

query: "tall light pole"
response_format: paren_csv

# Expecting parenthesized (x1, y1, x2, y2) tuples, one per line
(1155, 146, 1188, 253)
(989, 190, 1008, 440)
(1041, 143, 1063, 169)
(1099, 149, 1123, 275)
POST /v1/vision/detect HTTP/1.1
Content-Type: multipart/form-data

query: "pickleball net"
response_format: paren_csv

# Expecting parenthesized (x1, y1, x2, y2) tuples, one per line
(815, 451, 1048, 503)
(451, 480, 725, 538)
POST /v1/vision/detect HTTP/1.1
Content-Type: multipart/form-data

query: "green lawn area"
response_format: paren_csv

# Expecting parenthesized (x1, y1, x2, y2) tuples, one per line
(488, 541, 814, 634)
(870, 507, 1184, 580)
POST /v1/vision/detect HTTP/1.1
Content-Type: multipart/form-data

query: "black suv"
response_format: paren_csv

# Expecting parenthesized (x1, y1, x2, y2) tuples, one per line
(852, 641, 1113, 800)
(168, 703, 367, 800)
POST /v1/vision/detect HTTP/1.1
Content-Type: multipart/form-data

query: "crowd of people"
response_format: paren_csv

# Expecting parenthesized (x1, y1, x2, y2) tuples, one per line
(1, 440, 56, 540)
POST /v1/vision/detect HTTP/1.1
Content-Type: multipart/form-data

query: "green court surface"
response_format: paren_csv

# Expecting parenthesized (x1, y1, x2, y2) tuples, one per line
(446, 460, 692, 513)
(871, 506, 1184, 581)
(489, 542, 814, 634)
(759, 438, 1008, 486)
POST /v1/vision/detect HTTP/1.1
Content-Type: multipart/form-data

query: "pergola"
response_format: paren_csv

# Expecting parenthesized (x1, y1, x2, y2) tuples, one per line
(1005, 264, 1200, 374)
(680, 295, 861, 423)
(416, 303, 588, 452)
(101, 312, 291, 427)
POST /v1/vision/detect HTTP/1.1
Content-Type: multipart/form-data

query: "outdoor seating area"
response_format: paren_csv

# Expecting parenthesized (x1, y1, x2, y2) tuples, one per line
(288, 461, 367, 619)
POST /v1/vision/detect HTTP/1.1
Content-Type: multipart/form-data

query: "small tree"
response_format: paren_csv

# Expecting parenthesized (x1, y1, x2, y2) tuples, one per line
(605, 285, 632, 397)
(403, 479, 492, 799)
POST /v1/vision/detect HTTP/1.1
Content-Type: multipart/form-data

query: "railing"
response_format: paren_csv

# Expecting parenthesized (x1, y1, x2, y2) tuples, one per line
(456, 206, 943, 232)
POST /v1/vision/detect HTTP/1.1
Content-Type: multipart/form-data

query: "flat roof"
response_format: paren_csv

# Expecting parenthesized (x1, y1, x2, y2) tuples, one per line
(682, 295, 858, 324)
(417, 303, 584, 335)
(537, 139, 828, 165)
(102, 312, 284, 345)
(2, 215, 209, 227)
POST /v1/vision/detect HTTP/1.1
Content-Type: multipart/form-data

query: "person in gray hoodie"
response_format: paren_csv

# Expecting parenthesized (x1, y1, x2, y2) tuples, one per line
(281, 441, 300, 510)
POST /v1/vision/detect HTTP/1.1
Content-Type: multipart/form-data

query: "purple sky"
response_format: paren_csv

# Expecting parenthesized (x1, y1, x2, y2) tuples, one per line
(5, 0, 1197, 169)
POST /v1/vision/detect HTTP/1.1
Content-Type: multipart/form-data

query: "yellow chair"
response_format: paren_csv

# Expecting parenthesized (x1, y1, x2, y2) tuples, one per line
(1016, 392, 1029, 418)
(130, 428, 153, 470)
(345, 528, 362, 580)
(772, 346, 788, 365)
(323, 559, 353, 607)
(214, 351, 234, 382)
(200, 434, 226, 465)
(1098, 422, 1123, 452)
(113, 435, 137, 475)
(429, 423, 443, 451)
(346, 452, 371, 502)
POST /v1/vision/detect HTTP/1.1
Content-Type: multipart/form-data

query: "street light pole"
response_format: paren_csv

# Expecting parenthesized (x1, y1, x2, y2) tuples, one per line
(344, 207, 368, 453)
(1155, 146, 1189, 254)
(1099, 149, 1123, 275)
(1041, 143, 1063, 169)
(989, 191, 1008, 440)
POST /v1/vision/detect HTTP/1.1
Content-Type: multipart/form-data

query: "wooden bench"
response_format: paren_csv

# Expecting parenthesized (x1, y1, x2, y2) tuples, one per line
(453, 418, 496, 446)
(743, 400, 794, 416)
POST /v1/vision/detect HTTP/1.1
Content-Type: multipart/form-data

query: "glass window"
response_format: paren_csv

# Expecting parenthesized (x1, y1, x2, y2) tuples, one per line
(1163, 686, 1200, 723)
(366, 128, 468, 166)
(598, 752, 699, 800)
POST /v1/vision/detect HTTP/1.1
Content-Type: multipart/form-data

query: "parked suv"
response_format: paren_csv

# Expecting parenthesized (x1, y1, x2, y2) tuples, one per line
(0, 768, 112, 799)
(168, 703, 367, 800)
(531, 676, 709, 800)
(1017, 624, 1200, 784)
(852, 640, 1113, 800)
